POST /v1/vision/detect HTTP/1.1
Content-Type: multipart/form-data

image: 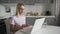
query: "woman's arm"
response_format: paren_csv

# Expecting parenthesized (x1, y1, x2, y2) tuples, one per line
(10, 24, 23, 33)
(10, 17, 20, 32)
(10, 24, 15, 32)
(21, 23, 31, 28)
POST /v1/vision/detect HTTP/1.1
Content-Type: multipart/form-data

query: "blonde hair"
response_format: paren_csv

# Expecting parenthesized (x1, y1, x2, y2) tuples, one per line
(16, 3, 24, 16)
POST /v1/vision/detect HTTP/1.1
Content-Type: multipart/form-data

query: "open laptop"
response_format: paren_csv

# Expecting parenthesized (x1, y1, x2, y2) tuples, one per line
(20, 18, 45, 34)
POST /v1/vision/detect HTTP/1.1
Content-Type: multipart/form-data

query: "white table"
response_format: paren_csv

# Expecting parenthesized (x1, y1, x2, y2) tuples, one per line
(15, 25, 60, 34)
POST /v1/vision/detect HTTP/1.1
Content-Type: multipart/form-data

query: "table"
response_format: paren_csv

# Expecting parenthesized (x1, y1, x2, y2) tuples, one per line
(15, 25, 60, 34)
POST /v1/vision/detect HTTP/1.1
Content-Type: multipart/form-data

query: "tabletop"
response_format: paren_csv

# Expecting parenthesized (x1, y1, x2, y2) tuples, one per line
(15, 25, 60, 34)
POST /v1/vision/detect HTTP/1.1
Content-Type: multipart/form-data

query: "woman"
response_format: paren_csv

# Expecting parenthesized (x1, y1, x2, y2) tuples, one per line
(10, 3, 29, 33)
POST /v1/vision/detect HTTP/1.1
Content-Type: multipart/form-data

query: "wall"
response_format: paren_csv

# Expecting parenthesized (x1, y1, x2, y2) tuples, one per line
(56, 0, 60, 26)
(1, 3, 45, 16)
(0, 5, 11, 19)
(1, 3, 55, 16)
(0, 5, 5, 17)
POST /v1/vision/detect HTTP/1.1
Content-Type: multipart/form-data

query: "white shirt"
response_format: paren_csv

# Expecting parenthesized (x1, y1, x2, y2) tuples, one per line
(11, 16, 26, 27)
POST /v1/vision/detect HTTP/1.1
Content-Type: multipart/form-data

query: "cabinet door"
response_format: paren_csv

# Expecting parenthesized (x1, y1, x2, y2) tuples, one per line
(0, 21, 7, 34)
(35, 0, 51, 3)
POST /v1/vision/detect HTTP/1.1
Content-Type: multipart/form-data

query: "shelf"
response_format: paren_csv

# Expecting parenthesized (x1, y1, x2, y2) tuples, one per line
(26, 16, 55, 17)
(0, 16, 11, 19)
(0, 16, 55, 19)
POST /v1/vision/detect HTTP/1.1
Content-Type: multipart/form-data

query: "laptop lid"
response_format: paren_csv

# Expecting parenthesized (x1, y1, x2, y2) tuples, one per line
(31, 18, 45, 34)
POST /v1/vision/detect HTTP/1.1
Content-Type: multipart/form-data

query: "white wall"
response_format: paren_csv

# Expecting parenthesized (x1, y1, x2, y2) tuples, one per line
(0, 5, 5, 17)
(0, 3, 56, 18)
(10, 3, 47, 16)
(55, 0, 60, 26)
(24, 4, 46, 15)
(0, 5, 11, 18)
(1, 3, 46, 16)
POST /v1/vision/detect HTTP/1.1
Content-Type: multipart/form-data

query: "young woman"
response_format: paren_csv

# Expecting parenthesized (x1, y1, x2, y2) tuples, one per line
(10, 3, 29, 33)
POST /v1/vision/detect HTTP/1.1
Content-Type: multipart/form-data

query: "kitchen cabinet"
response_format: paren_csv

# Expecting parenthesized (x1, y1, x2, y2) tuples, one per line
(0, 0, 54, 4)
(0, 0, 35, 5)
(26, 16, 55, 25)
(0, 19, 7, 34)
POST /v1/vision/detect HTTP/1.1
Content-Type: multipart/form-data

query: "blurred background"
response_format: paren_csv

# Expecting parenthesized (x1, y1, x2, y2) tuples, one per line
(0, 0, 56, 16)
(0, 0, 60, 34)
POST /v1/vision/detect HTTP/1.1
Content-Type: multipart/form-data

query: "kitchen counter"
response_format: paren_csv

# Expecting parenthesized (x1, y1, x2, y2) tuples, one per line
(15, 25, 60, 34)
(26, 16, 55, 18)
(0, 16, 55, 19)
(0, 16, 11, 19)
(3, 16, 56, 34)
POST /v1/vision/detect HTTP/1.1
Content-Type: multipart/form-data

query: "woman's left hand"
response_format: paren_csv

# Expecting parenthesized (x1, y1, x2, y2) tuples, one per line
(22, 24, 30, 28)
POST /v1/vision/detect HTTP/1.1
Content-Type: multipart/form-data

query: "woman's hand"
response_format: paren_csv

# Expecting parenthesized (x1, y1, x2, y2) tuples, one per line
(22, 24, 30, 28)
(10, 24, 23, 33)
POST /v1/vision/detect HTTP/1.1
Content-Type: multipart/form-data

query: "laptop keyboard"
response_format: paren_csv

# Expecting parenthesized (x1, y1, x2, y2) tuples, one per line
(20, 25, 33, 34)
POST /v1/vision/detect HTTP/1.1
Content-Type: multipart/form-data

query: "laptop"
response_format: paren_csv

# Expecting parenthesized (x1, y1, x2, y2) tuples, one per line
(20, 18, 45, 34)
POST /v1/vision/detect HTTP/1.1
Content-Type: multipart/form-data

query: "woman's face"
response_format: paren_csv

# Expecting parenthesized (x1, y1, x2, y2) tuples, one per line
(19, 5, 24, 14)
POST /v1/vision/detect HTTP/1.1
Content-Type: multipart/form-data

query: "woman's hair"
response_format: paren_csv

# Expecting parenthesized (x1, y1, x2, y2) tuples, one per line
(16, 3, 24, 16)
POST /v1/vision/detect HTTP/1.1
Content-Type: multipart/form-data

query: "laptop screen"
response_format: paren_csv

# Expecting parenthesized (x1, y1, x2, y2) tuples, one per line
(31, 18, 45, 34)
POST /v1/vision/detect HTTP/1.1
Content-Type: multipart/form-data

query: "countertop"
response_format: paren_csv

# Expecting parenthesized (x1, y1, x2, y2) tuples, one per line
(15, 25, 60, 34)
(0, 16, 55, 19)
